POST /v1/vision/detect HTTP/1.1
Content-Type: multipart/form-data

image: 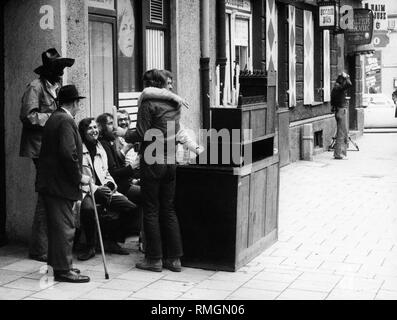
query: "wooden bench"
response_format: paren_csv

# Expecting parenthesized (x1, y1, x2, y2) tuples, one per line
(118, 92, 141, 129)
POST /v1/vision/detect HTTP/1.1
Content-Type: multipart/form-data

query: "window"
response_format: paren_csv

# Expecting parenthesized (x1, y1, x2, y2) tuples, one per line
(225, 2, 253, 105)
(89, 15, 117, 117)
(142, 0, 170, 71)
(88, 0, 170, 127)
(303, 8, 330, 105)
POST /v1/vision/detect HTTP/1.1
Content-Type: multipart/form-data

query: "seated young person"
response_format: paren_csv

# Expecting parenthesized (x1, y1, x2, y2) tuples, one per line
(77, 118, 138, 261)
(96, 113, 141, 207)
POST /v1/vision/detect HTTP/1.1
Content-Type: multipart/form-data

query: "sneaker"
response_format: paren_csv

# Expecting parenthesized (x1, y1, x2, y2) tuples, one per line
(163, 258, 182, 272)
(136, 258, 162, 272)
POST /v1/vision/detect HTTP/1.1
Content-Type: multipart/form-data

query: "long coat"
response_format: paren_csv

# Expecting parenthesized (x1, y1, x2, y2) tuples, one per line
(19, 78, 59, 158)
(36, 109, 83, 201)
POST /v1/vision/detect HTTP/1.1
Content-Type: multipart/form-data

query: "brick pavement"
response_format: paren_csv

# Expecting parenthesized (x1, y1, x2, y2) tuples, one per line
(1, 133, 397, 300)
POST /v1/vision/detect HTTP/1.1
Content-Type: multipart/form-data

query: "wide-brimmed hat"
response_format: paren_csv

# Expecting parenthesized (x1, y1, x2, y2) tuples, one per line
(57, 85, 86, 105)
(34, 48, 75, 75)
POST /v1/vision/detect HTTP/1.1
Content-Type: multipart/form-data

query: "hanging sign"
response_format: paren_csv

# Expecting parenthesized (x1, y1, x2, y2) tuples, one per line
(88, 0, 115, 10)
(373, 32, 389, 47)
(318, 1, 339, 29)
(363, 1, 388, 31)
(345, 8, 374, 45)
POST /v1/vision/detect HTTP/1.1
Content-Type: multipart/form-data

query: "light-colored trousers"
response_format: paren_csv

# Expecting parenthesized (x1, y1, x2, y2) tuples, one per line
(334, 108, 348, 158)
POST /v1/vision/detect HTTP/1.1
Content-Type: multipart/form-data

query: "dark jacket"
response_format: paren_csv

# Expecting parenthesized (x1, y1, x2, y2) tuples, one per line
(36, 109, 83, 201)
(331, 81, 352, 110)
(19, 78, 59, 158)
(100, 138, 139, 195)
(125, 99, 181, 162)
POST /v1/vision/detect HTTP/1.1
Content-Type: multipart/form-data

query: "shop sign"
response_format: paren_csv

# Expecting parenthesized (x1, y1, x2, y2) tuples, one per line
(88, 0, 115, 10)
(225, 0, 251, 12)
(345, 9, 374, 45)
(373, 32, 389, 47)
(363, 1, 388, 31)
(318, 2, 338, 29)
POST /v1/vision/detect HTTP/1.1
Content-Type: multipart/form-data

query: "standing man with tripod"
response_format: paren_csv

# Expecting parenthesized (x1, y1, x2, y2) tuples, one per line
(331, 72, 352, 160)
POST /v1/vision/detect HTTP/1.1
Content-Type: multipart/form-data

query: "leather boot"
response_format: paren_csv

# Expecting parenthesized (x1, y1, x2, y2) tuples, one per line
(163, 258, 182, 272)
(136, 258, 162, 272)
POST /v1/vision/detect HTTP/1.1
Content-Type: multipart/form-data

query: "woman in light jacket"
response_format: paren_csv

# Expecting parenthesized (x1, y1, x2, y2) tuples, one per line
(77, 118, 138, 261)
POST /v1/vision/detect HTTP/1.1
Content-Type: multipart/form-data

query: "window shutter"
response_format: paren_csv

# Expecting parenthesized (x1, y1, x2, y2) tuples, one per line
(266, 0, 278, 72)
(304, 10, 314, 105)
(150, 0, 164, 25)
(323, 30, 331, 102)
(146, 29, 165, 69)
(288, 5, 296, 108)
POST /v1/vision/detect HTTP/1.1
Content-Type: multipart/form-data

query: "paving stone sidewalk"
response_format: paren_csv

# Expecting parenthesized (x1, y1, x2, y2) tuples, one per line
(1, 133, 397, 300)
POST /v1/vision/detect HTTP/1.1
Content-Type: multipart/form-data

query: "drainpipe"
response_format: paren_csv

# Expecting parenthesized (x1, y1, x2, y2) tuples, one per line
(0, 2, 7, 246)
(201, 0, 211, 129)
(216, 0, 227, 106)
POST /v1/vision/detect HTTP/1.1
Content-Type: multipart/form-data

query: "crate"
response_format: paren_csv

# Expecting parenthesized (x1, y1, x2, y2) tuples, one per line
(207, 99, 275, 167)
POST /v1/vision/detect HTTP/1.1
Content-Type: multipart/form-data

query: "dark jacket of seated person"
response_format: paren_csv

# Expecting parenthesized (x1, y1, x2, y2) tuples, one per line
(96, 113, 140, 198)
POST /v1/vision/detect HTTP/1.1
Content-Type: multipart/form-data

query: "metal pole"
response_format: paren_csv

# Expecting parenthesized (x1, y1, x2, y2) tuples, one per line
(89, 183, 109, 280)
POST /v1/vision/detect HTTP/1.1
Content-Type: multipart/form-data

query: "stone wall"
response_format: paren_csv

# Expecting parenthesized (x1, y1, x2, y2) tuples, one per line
(4, 0, 62, 243)
(4, 0, 89, 243)
(289, 115, 337, 163)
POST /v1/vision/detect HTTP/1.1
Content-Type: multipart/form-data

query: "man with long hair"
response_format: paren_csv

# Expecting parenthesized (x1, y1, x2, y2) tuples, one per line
(121, 69, 184, 272)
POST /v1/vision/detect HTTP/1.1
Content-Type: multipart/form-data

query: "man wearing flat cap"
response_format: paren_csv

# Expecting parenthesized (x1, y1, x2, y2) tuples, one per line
(36, 84, 90, 283)
(19, 48, 74, 262)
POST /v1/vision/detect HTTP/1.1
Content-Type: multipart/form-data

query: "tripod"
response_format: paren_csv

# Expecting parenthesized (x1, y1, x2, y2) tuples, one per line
(328, 134, 359, 152)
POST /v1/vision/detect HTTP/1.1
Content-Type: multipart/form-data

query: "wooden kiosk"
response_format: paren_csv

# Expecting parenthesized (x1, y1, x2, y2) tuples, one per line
(175, 71, 279, 272)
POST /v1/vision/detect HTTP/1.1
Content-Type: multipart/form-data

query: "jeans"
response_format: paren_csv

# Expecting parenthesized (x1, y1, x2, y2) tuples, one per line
(141, 162, 183, 260)
(334, 108, 348, 158)
(30, 159, 48, 257)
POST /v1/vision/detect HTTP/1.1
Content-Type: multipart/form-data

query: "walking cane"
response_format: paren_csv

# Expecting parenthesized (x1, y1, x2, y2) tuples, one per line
(89, 182, 110, 280)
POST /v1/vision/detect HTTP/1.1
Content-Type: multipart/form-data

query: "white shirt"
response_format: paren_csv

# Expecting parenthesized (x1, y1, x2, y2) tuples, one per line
(45, 80, 60, 98)
(61, 107, 73, 119)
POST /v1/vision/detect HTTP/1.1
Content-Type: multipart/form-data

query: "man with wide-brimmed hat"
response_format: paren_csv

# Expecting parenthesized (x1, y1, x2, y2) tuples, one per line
(19, 48, 75, 262)
(36, 84, 91, 283)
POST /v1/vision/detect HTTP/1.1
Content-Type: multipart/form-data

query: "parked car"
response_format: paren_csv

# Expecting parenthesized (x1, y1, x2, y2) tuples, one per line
(363, 94, 397, 128)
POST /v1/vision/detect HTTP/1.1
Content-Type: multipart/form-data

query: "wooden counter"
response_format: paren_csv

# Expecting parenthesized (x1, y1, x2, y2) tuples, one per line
(175, 155, 280, 272)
